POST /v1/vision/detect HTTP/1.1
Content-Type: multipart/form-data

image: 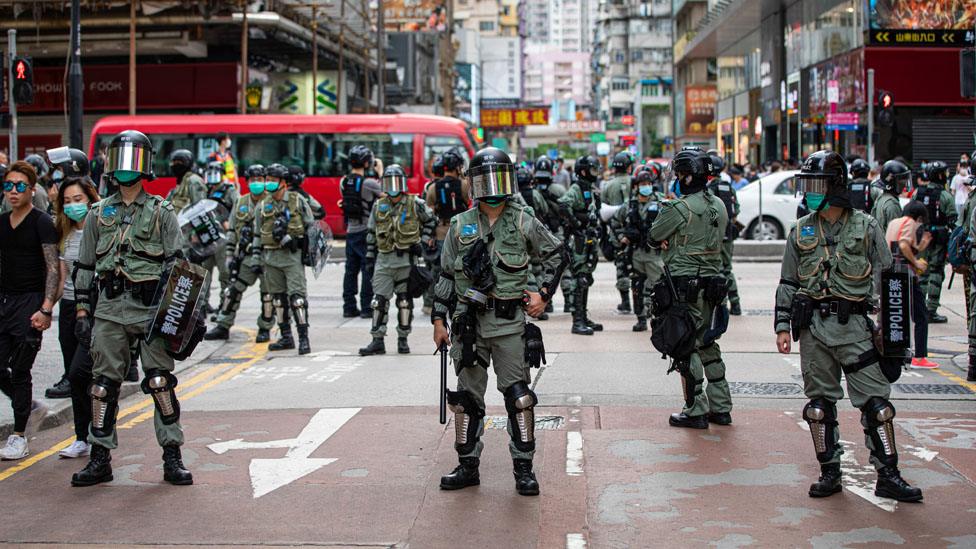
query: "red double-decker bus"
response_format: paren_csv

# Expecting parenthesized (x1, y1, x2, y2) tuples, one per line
(89, 114, 478, 235)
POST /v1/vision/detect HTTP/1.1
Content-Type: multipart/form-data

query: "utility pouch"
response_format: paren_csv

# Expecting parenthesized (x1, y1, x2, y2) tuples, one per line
(651, 281, 673, 315)
(836, 300, 852, 325)
(790, 294, 814, 342)
(650, 301, 696, 360)
(523, 322, 546, 368)
(703, 276, 729, 304)
(494, 299, 518, 321)
(454, 313, 479, 369)
(407, 265, 433, 299)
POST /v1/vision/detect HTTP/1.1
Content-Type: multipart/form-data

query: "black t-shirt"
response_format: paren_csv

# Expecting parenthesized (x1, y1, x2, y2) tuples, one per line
(0, 208, 58, 294)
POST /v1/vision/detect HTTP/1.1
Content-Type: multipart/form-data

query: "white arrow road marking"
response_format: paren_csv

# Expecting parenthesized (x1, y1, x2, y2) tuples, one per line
(207, 408, 361, 498)
(839, 439, 897, 512)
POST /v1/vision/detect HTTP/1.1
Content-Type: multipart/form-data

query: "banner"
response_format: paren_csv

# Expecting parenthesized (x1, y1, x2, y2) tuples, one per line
(480, 108, 549, 128)
(685, 85, 718, 136)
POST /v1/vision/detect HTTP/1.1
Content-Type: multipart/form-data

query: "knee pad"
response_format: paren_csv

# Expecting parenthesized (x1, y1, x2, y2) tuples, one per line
(861, 397, 897, 466)
(89, 376, 122, 438)
(803, 398, 838, 463)
(219, 286, 244, 314)
(141, 369, 181, 425)
(446, 389, 485, 455)
(260, 292, 275, 322)
(396, 293, 413, 328)
(371, 295, 389, 326)
(504, 381, 538, 452)
(290, 294, 308, 327)
(273, 294, 290, 325)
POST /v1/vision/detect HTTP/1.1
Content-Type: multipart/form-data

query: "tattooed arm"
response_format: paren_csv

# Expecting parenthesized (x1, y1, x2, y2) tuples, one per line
(29, 242, 60, 331)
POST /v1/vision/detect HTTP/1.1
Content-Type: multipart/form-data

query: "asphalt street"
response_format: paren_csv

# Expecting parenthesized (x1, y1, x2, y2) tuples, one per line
(2, 258, 975, 548)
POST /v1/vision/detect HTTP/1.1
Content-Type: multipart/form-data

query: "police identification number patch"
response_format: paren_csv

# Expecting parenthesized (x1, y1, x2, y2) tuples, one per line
(800, 226, 815, 237)
(264, 204, 274, 212)
(102, 205, 117, 218)
(461, 223, 478, 236)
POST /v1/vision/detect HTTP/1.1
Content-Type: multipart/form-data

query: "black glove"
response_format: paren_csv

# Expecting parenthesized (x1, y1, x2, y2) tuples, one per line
(75, 315, 93, 348)
(249, 263, 264, 275)
(523, 322, 546, 368)
(409, 242, 424, 257)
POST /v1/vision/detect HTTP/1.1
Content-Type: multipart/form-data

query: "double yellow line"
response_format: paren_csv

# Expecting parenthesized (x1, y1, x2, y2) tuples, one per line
(0, 334, 267, 483)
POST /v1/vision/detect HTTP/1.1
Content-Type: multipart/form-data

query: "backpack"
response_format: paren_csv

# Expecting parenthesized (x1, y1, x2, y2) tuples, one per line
(948, 225, 971, 269)
(848, 178, 873, 213)
(435, 176, 465, 221)
(916, 185, 946, 227)
(341, 174, 367, 222)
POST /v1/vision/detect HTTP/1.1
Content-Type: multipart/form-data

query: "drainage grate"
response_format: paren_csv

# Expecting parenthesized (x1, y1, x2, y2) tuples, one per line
(196, 357, 253, 365)
(483, 415, 565, 430)
(893, 384, 973, 395)
(728, 382, 803, 396)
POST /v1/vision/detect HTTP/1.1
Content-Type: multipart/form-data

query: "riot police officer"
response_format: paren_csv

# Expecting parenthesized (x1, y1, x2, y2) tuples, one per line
(774, 150, 922, 502)
(870, 159, 911, 232)
(424, 149, 470, 313)
(71, 130, 192, 486)
(166, 150, 207, 216)
(649, 147, 733, 429)
(341, 145, 383, 318)
(359, 165, 436, 356)
(205, 164, 276, 342)
(432, 147, 566, 496)
(252, 163, 315, 355)
(611, 165, 664, 332)
(198, 161, 240, 316)
(916, 160, 956, 323)
(287, 166, 326, 220)
(603, 151, 635, 313)
(849, 158, 873, 213)
(706, 153, 742, 316)
(533, 156, 570, 314)
(560, 156, 604, 335)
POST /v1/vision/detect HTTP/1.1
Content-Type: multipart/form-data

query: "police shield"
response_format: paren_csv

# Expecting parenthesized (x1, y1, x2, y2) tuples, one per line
(880, 266, 912, 357)
(177, 199, 225, 259)
(146, 260, 210, 357)
(305, 219, 333, 279)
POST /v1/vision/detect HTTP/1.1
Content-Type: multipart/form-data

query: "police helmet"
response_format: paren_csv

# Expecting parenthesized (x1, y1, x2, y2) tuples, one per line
(382, 163, 409, 194)
(633, 164, 658, 185)
(796, 150, 848, 203)
(879, 159, 911, 193)
(850, 158, 870, 179)
(431, 155, 446, 178)
(441, 148, 465, 172)
(707, 153, 725, 178)
(265, 163, 289, 181)
(169, 149, 194, 168)
(245, 164, 266, 179)
(349, 145, 374, 169)
(611, 151, 633, 173)
(924, 160, 949, 186)
(47, 146, 90, 179)
(516, 165, 533, 190)
(106, 129, 155, 180)
(534, 156, 554, 181)
(468, 147, 516, 199)
(288, 166, 305, 188)
(574, 155, 600, 183)
(24, 154, 49, 179)
(669, 147, 711, 185)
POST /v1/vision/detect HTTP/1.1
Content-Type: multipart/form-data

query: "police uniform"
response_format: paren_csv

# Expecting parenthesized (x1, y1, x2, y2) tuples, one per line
(434, 147, 566, 496)
(602, 171, 633, 309)
(199, 178, 239, 311)
(775, 150, 921, 502)
(916, 166, 956, 320)
(966, 193, 976, 381)
(649, 152, 732, 428)
(610, 189, 664, 331)
(424, 171, 471, 312)
(167, 170, 208, 216)
(252, 186, 315, 354)
(559, 157, 604, 335)
(707, 177, 742, 314)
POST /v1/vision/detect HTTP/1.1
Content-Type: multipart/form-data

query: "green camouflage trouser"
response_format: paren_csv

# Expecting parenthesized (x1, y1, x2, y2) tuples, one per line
(200, 245, 230, 308)
(215, 255, 274, 331)
(613, 242, 631, 292)
(920, 242, 947, 314)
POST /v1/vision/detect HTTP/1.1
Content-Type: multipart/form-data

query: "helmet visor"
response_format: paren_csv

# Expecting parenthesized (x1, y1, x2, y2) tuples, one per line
(106, 141, 153, 176)
(47, 146, 72, 165)
(382, 173, 409, 194)
(794, 174, 831, 195)
(470, 163, 517, 198)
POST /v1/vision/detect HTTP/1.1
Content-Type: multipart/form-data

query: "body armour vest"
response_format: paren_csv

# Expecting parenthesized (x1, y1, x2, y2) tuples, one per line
(233, 193, 261, 237)
(794, 209, 874, 301)
(94, 195, 169, 282)
(707, 179, 737, 239)
(661, 191, 726, 276)
(451, 202, 531, 301)
(375, 196, 422, 253)
(259, 191, 306, 248)
(169, 173, 201, 214)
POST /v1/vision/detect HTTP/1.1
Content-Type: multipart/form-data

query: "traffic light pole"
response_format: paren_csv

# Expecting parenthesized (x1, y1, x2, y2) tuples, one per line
(69, 0, 83, 149)
(867, 68, 874, 165)
(7, 29, 16, 163)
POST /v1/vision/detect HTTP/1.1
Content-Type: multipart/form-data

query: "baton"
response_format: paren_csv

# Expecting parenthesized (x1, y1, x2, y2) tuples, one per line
(948, 270, 955, 290)
(439, 343, 448, 425)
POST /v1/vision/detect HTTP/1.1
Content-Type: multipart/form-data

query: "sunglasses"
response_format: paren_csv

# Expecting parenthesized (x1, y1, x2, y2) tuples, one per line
(2, 181, 29, 193)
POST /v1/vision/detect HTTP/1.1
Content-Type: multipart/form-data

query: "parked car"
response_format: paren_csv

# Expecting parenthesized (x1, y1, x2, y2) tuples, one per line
(736, 170, 800, 240)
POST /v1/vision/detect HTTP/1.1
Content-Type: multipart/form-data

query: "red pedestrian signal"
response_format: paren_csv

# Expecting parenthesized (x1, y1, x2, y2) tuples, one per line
(11, 56, 33, 105)
(877, 90, 894, 128)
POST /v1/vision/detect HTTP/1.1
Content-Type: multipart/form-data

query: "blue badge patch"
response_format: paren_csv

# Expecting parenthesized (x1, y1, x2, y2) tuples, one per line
(213, 191, 224, 198)
(647, 203, 659, 212)
(583, 191, 592, 199)
(102, 205, 117, 218)
(461, 223, 478, 236)
(800, 226, 815, 237)
(264, 204, 274, 212)
(239, 205, 249, 213)
(378, 203, 391, 213)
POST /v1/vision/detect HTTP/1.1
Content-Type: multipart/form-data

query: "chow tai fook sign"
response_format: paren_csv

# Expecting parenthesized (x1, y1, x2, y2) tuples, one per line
(480, 108, 549, 128)
(685, 85, 718, 136)
(5, 62, 238, 113)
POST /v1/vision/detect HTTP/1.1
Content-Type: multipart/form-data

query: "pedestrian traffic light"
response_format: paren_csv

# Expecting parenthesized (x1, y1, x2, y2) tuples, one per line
(877, 90, 894, 127)
(11, 56, 33, 106)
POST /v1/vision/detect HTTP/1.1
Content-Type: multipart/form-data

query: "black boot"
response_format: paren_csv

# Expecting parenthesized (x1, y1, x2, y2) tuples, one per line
(632, 316, 647, 332)
(730, 302, 742, 316)
(255, 328, 271, 343)
(71, 445, 113, 487)
(875, 466, 923, 502)
(162, 446, 194, 485)
(617, 290, 631, 313)
(571, 306, 594, 335)
(269, 324, 295, 351)
(439, 457, 480, 490)
(707, 411, 732, 425)
(545, 301, 553, 313)
(359, 337, 386, 356)
(669, 412, 708, 429)
(297, 326, 311, 355)
(928, 311, 947, 324)
(204, 325, 230, 340)
(808, 463, 842, 497)
(45, 377, 71, 399)
(583, 287, 603, 331)
(397, 337, 410, 354)
(513, 459, 540, 496)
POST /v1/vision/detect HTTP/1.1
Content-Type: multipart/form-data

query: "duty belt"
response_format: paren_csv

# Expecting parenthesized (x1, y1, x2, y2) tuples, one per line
(815, 298, 871, 317)
(483, 296, 522, 311)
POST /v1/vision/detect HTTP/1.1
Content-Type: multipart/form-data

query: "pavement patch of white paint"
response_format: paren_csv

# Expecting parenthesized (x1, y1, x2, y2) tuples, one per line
(838, 439, 897, 512)
(566, 431, 584, 476)
(904, 444, 938, 462)
(566, 533, 586, 549)
(208, 407, 361, 498)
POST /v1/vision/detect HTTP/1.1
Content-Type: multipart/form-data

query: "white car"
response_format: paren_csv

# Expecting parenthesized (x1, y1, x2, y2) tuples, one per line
(735, 170, 801, 240)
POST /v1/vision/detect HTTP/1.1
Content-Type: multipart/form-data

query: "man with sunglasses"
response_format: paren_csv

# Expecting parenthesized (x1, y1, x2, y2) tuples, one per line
(0, 161, 59, 460)
(71, 130, 193, 487)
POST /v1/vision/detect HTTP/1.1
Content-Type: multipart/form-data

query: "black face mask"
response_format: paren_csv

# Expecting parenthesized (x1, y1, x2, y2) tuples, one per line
(171, 163, 190, 179)
(825, 189, 852, 209)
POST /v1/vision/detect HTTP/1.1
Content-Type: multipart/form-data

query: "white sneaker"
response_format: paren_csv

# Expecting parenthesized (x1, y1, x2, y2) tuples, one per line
(0, 435, 28, 460)
(26, 400, 49, 437)
(58, 440, 91, 459)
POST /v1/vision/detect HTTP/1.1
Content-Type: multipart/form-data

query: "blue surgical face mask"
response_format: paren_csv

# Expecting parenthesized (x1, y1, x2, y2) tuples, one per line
(63, 202, 89, 222)
(482, 196, 506, 206)
(249, 181, 266, 195)
(806, 192, 825, 211)
(264, 181, 280, 193)
(52, 170, 64, 182)
(638, 185, 653, 197)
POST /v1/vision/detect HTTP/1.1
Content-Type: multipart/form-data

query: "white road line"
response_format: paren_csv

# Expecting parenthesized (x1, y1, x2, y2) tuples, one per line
(566, 431, 584, 476)
(839, 439, 898, 512)
(566, 533, 587, 549)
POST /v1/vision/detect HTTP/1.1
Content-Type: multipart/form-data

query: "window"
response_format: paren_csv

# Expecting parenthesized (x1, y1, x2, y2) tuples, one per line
(774, 177, 796, 195)
(423, 135, 471, 177)
(612, 78, 629, 91)
(479, 21, 495, 31)
(140, 134, 197, 177)
(308, 133, 415, 177)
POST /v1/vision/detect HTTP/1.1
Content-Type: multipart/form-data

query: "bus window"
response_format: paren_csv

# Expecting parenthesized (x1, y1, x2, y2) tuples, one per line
(423, 135, 470, 177)
(228, 134, 307, 172)
(308, 133, 414, 177)
(146, 135, 196, 177)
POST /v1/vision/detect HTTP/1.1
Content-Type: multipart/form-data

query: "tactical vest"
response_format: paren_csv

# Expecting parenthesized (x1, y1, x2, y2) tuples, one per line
(93, 195, 169, 283)
(258, 191, 306, 248)
(233, 193, 261, 239)
(661, 191, 724, 275)
(603, 175, 630, 206)
(451, 203, 530, 301)
(435, 176, 466, 221)
(916, 185, 947, 227)
(848, 178, 872, 213)
(208, 182, 237, 214)
(794, 210, 874, 301)
(570, 183, 594, 225)
(627, 197, 661, 250)
(211, 151, 237, 182)
(707, 179, 737, 239)
(341, 174, 370, 222)
(519, 186, 536, 210)
(374, 196, 422, 253)
(169, 173, 199, 213)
